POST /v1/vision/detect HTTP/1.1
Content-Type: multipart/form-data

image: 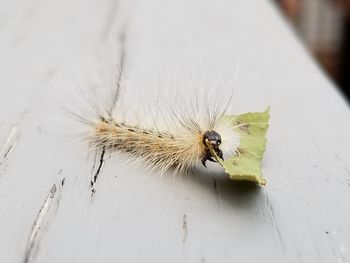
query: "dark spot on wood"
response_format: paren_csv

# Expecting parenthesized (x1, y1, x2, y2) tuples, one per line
(91, 188, 97, 200)
(213, 178, 220, 197)
(128, 128, 135, 132)
(47, 66, 57, 78)
(334, 153, 341, 161)
(182, 214, 188, 242)
(325, 231, 329, 234)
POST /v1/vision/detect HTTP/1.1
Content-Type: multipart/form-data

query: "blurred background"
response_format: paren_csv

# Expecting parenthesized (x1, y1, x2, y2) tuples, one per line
(274, 0, 350, 100)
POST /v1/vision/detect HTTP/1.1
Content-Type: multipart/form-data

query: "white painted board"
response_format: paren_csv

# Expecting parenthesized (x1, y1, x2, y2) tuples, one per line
(0, 0, 350, 262)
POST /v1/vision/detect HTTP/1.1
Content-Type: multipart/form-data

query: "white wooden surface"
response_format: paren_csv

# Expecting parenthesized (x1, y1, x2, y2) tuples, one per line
(1, 0, 350, 262)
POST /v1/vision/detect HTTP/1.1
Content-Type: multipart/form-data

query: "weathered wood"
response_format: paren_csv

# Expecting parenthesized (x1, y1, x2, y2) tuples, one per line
(1, 0, 350, 262)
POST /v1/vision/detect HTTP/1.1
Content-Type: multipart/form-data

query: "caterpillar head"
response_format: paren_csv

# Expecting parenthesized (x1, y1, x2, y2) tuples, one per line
(201, 130, 223, 167)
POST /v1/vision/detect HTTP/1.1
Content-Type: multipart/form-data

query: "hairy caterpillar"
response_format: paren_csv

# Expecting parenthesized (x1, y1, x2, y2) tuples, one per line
(72, 78, 241, 175)
(85, 106, 240, 175)
(67, 52, 255, 178)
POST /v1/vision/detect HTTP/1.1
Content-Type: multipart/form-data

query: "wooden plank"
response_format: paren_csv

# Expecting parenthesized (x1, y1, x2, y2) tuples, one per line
(1, 0, 350, 262)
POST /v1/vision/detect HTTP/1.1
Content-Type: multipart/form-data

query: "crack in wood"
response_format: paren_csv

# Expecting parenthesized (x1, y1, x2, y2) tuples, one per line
(264, 191, 285, 251)
(0, 126, 20, 176)
(108, 26, 127, 116)
(90, 147, 106, 200)
(23, 179, 64, 263)
(0, 126, 20, 160)
(213, 178, 220, 198)
(98, 13, 128, 195)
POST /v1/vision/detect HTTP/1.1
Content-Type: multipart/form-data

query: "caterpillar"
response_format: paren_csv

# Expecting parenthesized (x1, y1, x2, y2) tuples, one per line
(53, 43, 269, 185)
(68, 51, 243, 176)
(87, 108, 240, 175)
(74, 87, 241, 176)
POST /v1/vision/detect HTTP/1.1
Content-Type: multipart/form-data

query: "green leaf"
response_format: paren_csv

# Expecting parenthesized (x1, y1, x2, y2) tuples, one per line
(220, 108, 270, 185)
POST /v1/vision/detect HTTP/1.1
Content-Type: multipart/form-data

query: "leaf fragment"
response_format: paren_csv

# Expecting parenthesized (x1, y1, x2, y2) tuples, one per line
(219, 108, 270, 185)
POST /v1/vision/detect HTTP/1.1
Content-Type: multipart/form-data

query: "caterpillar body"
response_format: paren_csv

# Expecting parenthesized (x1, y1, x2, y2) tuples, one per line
(84, 102, 240, 175)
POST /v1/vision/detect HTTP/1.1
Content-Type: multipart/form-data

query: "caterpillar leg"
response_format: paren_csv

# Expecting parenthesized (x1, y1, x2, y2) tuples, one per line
(201, 148, 224, 167)
(201, 154, 215, 167)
